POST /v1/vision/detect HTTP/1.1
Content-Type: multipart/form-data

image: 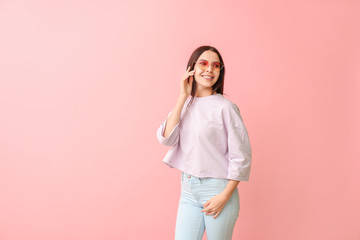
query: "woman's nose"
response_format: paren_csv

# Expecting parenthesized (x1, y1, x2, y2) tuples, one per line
(206, 65, 213, 72)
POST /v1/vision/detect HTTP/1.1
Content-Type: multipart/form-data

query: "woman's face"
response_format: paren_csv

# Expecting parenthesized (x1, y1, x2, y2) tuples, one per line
(193, 50, 221, 90)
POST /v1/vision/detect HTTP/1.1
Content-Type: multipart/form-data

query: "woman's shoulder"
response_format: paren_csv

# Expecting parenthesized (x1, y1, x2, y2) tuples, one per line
(218, 95, 244, 125)
(218, 94, 240, 111)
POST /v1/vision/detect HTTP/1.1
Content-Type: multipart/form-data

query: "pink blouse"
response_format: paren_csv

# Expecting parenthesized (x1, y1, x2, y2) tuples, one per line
(156, 93, 252, 181)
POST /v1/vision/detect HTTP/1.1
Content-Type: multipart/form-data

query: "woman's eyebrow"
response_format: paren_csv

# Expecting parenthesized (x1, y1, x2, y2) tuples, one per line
(198, 59, 221, 63)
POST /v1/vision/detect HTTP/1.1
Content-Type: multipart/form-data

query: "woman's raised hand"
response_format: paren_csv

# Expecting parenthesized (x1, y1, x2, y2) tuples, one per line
(180, 66, 195, 98)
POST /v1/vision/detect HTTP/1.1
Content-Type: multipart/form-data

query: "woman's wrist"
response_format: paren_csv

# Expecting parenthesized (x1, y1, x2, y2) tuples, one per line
(178, 94, 188, 100)
(178, 94, 188, 103)
(220, 191, 232, 200)
(221, 180, 240, 199)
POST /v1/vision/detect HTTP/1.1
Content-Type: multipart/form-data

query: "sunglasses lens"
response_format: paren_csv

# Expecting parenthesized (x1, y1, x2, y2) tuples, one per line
(197, 60, 208, 70)
(213, 63, 222, 70)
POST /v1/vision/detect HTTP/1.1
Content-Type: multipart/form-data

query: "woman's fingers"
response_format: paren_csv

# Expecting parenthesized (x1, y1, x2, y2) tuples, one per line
(202, 204, 218, 215)
(183, 69, 195, 81)
(206, 210, 216, 215)
(213, 211, 221, 218)
(185, 71, 195, 78)
(201, 202, 211, 213)
(204, 209, 219, 216)
(201, 202, 224, 218)
(207, 209, 222, 218)
(180, 67, 195, 97)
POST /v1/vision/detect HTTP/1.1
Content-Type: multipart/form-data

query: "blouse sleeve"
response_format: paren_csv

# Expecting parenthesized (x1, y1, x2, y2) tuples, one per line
(156, 110, 180, 146)
(224, 103, 252, 181)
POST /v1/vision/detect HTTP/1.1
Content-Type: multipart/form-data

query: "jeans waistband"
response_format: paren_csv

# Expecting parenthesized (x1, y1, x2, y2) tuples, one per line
(181, 172, 202, 183)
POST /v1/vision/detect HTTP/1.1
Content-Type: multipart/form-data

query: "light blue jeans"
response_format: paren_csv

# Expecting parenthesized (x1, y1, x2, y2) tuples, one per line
(175, 172, 240, 240)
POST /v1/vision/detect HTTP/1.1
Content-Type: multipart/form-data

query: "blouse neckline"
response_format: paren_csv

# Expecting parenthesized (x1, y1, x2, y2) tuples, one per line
(193, 93, 221, 100)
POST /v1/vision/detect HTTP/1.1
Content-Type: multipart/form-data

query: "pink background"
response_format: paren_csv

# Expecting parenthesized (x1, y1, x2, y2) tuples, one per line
(0, 0, 359, 239)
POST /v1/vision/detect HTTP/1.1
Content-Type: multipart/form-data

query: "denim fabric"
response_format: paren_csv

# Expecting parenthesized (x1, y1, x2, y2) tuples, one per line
(175, 172, 240, 240)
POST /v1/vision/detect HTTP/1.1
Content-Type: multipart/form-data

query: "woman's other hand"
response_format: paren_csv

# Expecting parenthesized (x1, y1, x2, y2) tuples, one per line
(201, 193, 231, 219)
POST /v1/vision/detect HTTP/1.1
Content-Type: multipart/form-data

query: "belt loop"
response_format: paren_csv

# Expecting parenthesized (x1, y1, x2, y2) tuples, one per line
(181, 172, 183, 181)
(199, 177, 202, 184)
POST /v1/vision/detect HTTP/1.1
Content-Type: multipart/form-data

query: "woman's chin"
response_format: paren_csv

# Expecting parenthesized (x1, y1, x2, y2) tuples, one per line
(198, 81, 215, 88)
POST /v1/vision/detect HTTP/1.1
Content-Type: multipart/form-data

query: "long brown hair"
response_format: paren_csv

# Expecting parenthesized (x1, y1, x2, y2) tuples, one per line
(186, 45, 226, 107)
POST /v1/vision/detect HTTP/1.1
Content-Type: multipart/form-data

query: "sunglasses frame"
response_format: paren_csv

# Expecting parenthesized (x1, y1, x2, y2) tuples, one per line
(192, 60, 224, 72)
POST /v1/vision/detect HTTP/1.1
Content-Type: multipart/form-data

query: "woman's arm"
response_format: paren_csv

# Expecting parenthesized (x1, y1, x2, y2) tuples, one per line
(163, 95, 187, 138)
(222, 180, 240, 199)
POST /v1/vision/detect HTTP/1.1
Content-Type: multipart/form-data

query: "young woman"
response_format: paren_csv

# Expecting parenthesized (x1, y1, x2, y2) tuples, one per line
(156, 45, 252, 240)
